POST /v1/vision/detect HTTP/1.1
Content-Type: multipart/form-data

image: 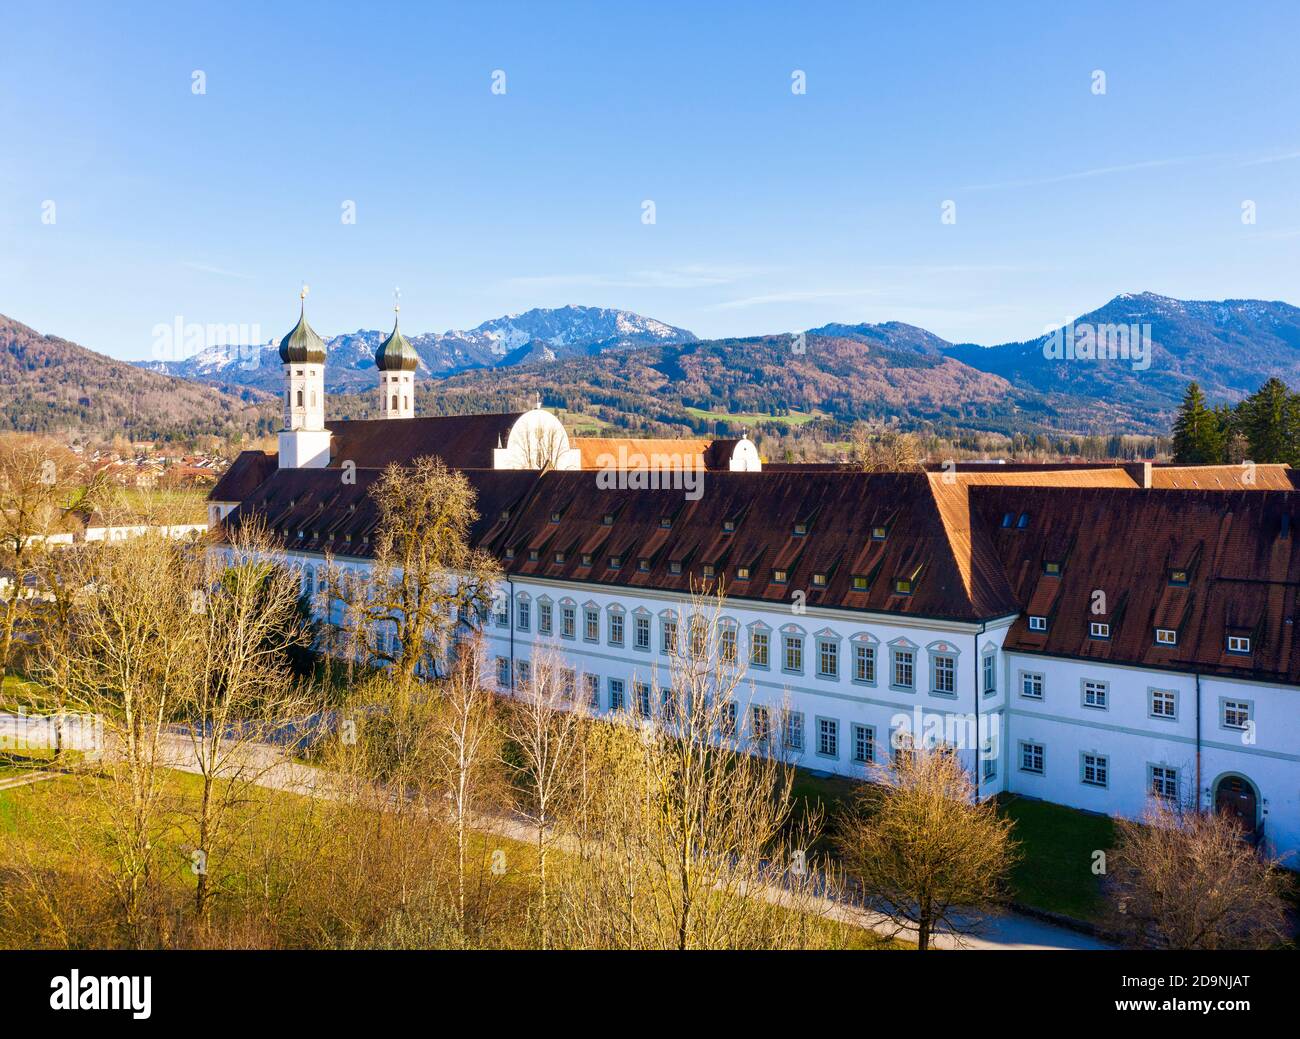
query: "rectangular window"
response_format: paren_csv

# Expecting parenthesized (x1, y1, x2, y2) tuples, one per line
(634, 615, 650, 650)
(1081, 752, 1108, 788)
(660, 686, 676, 722)
(932, 654, 955, 695)
(1155, 628, 1177, 646)
(561, 605, 575, 639)
(893, 650, 915, 690)
(1028, 616, 1047, 631)
(1227, 635, 1251, 654)
(817, 717, 839, 758)
(561, 668, 576, 699)
(720, 701, 737, 738)
(661, 619, 678, 655)
(983, 654, 996, 695)
(1089, 621, 1110, 639)
(609, 611, 624, 647)
(852, 723, 874, 764)
(1222, 699, 1251, 730)
(784, 634, 804, 673)
(853, 643, 876, 683)
(515, 659, 531, 686)
(538, 601, 553, 636)
(751, 706, 770, 743)
(635, 682, 650, 718)
(496, 656, 509, 688)
(605, 678, 624, 713)
(1150, 688, 1176, 719)
(782, 710, 804, 752)
(1082, 680, 1108, 710)
(517, 599, 530, 631)
(1150, 765, 1178, 800)
(584, 607, 599, 642)
(982, 747, 997, 781)
(590, 673, 608, 710)
(720, 627, 737, 663)
(1021, 672, 1044, 699)
(818, 639, 838, 678)
(751, 630, 770, 668)
(1020, 741, 1044, 775)
(495, 596, 509, 627)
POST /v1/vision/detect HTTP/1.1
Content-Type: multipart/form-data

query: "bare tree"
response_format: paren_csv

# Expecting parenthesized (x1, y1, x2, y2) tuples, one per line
(503, 646, 588, 948)
(516, 422, 569, 472)
(1105, 797, 1290, 949)
(837, 746, 1018, 951)
(334, 457, 500, 679)
(848, 422, 924, 472)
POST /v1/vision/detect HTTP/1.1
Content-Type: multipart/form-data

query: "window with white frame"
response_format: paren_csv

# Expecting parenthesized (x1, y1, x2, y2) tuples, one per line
(1081, 752, 1108, 787)
(817, 717, 839, 758)
(1155, 628, 1177, 646)
(494, 595, 509, 627)
(655, 618, 673, 655)
(561, 668, 576, 698)
(1089, 621, 1110, 639)
(1222, 699, 1251, 730)
(893, 649, 915, 690)
(853, 642, 876, 683)
(516, 597, 530, 632)
(932, 653, 956, 695)
(817, 638, 838, 678)
(782, 710, 804, 751)
(585, 673, 601, 710)
(635, 681, 650, 718)
(561, 604, 576, 639)
(1021, 672, 1044, 699)
(1150, 764, 1178, 800)
(751, 629, 770, 668)
(982, 744, 997, 781)
(496, 656, 509, 688)
(1150, 688, 1176, 719)
(1227, 635, 1251, 654)
(515, 659, 531, 686)
(783, 633, 804, 673)
(1028, 615, 1047, 631)
(983, 653, 996, 695)
(538, 601, 553, 636)
(1082, 679, 1108, 710)
(852, 723, 874, 764)
(584, 607, 599, 642)
(634, 614, 650, 650)
(660, 686, 676, 722)
(720, 625, 737, 663)
(751, 706, 770, 743)
(1020, 741, 1044, 774)
(608, 610, 624, 647)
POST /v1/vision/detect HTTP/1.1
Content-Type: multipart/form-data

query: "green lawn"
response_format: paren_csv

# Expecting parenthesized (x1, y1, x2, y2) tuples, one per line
(684, 406, 829, 428)
(999, 795, 1114, 921)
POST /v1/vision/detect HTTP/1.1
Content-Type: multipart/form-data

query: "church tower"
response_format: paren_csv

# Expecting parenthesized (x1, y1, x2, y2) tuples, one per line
(374, 300, 418, 419)
(277, 288, 332, 468)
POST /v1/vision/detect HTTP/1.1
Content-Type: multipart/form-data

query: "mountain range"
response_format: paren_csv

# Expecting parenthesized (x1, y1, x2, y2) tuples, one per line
(6, 293, 1300, 441)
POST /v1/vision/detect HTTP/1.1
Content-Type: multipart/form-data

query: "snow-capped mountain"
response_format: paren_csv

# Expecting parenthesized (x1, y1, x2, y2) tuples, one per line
(138, 305, 697, 393)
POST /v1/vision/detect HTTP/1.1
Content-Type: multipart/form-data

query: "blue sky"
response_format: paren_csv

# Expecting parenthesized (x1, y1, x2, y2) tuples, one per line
(2, 0, 1298, 360)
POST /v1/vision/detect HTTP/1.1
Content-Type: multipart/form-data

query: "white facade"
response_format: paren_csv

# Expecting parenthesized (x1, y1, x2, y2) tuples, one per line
(279, 361, 332, 469)
(379, 369, 415, 420)
(492, 408, 582, 470)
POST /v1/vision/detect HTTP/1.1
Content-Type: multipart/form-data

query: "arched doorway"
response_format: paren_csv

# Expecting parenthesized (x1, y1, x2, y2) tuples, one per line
(1214, 774, 1258, 834)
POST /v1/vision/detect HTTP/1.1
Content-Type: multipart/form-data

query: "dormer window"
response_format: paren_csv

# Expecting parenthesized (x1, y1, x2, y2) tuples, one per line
(1043, 561, 1061, 576)
(669, 561, 682, 575)
(660, 516, 672, 529)
(638, 558, 651, 572)
(505, 548, 516, 560)
(1169, 568, 1189, 586)
(550, 511, 561, 523)
(723, 519, 736, 533)
(602, 513, 614, 526)
(871, 526, 887, 541)
(702, 564, 715, 578)
(812, 573, 827, 587)
(852, 575, 868, 591)
(1227, 635, 1251, 654)
(1089, 622, 1110, 640)
(793, 522, 808, 536)
(773, 568, 788, 584)
(736, 565, 751, 580)
(1155, 628, 1177, 646)
(554, 551, 566, 564)
(581, 553, 592, 566)
(609, 555, 622, 569)
(529, 549, 540, 562)
(1028, 615, 1047, 631)
(1001, 513, 1014, 528)
(1016, 513, 1030, 529)
(500, 509, 511, 521)
(893, 578, 913, 595)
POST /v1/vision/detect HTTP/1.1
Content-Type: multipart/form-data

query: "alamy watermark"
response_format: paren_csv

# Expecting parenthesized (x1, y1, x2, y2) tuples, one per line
(151, 316, 265, 368)
(1042, 320, 1152, 371)
(595, 446, 703, 501)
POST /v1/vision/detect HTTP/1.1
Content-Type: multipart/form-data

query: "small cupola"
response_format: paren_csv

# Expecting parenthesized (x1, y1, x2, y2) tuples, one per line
(279, 288, 327, 364)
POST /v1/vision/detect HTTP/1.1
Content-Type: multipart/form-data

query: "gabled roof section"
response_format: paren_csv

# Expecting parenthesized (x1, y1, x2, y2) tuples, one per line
(325, 414, 524, 471)
(208, 450, 277, 502)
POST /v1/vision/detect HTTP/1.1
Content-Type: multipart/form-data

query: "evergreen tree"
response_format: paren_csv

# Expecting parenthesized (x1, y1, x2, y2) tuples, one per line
(1235, 377, 1300, 464)
(1171, 382, 1226, 463)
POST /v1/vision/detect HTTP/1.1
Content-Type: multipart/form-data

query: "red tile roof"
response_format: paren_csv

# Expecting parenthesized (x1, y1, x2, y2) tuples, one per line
(325, 414, 524, 471)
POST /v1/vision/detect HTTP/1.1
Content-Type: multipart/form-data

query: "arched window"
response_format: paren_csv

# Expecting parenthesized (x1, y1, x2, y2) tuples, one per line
(391, 394, 398, 410)
(296, 389, 303, 407)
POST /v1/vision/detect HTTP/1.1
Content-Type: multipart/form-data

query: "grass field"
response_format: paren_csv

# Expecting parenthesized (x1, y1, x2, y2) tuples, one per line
(103, 487, 209, 524)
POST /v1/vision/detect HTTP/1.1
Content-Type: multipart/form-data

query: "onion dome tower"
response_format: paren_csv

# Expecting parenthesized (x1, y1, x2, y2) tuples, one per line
(277, 286, 333, 469)
(375, 299, 418, 419)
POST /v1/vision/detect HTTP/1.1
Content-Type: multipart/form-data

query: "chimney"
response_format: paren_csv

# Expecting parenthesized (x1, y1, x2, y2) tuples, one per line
(1123, 461, 1153, 488)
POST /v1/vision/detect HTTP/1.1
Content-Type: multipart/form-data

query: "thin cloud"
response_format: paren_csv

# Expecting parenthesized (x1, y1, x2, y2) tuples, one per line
(182, 261, 252, 279)
(961, 155, 1197, 192)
